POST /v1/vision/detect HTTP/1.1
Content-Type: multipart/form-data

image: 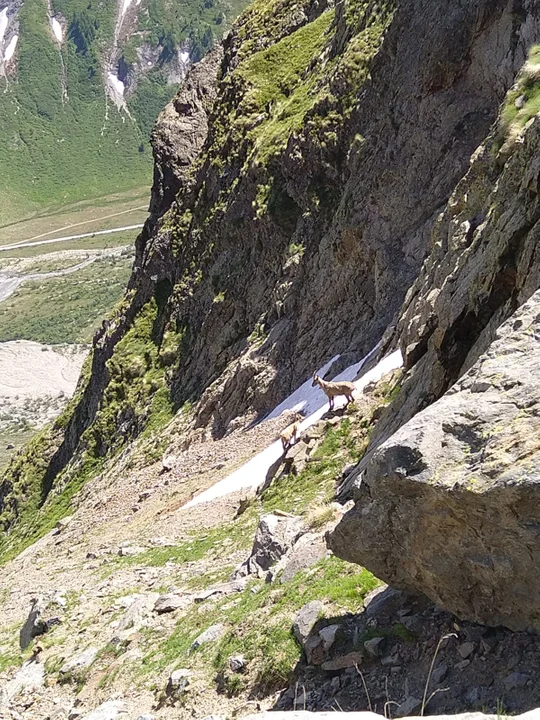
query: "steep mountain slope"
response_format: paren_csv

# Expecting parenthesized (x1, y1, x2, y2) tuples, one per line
(0, 0, 248, 223)
(1, 0, 538, 559)
(5, 0, 540, 715)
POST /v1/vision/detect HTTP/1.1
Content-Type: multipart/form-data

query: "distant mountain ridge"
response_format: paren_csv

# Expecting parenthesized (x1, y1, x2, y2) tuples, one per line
(0, 0, 247, 223)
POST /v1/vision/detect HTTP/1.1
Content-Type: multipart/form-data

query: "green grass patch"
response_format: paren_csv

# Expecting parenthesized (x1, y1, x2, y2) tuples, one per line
(135, 412, 379, 697)
(0, 651, 20, 672)
(262, 418, 366, 514)
(233, 9, 334, 162)
(500, 45, 540, 138)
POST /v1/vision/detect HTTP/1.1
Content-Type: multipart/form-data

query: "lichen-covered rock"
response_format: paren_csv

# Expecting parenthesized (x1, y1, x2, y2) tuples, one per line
(293, 600, 324, 647)
(234, 513, 305, 578)
(19, 597, 48, 650)
(330, 291, 540, 631)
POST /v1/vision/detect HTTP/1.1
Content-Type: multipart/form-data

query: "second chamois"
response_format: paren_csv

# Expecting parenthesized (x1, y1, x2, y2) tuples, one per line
(280, 412, 303, 451)
(312, 374, 355, 410)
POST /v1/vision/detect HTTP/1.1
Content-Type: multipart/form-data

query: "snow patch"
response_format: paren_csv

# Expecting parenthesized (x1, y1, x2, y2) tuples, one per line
(4, 34, 17, 63)
(107, 72, 125, 96)
(121, 0, 133, 18)
(0, 8, 8, 48)
(185, 347, 403, 508)
(50, 17, 63, 43)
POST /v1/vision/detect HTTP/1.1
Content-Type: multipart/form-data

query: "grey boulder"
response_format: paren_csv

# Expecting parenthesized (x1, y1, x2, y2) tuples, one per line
(293, 601, 324, 647)
(19, 597, 48, 650)
(234, 513, 305, 578)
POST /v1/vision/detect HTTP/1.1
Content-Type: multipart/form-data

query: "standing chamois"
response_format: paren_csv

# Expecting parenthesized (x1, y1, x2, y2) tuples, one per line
(280, 412, 303, 451)
(312, 374, 355, 410)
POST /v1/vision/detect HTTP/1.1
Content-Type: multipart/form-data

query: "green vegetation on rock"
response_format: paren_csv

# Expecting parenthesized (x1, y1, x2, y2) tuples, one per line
(500, 45, 540, 141)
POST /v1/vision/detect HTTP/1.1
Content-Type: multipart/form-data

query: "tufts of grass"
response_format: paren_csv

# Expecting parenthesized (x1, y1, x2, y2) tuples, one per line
(0, 651, 20, 672)
(262, 418, 367, 514)
(499, 45, 540, 140)
(134, 412, 380, 697)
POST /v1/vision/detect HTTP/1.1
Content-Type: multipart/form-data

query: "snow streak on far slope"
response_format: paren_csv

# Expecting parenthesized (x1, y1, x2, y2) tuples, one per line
(51, 17, 63, 43)
(185, 347, 403, 508)
(121, 0, 133, 18)
(0, 9, 8, 48)
(108, 72, 125, 97)
(4, 35, 17, 62)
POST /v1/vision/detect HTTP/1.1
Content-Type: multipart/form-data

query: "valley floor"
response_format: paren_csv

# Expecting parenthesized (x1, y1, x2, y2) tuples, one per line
(0, 187, 149, 469)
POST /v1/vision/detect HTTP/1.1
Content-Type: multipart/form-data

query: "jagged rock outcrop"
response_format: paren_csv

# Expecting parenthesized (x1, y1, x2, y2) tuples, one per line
(330, 290, 540, 630)
(149, 46, 224, 218)
(234, 513, 305, 578)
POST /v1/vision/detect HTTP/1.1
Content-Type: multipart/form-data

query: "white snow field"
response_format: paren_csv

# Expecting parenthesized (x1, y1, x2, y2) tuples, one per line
(0, 9, 8, 48)
(3, 34, 17, 63)
(121, 0, 133, 18)
(51, 17, 63, 43)
(107, 72, 125, 97)
(185, 347, 403, 507)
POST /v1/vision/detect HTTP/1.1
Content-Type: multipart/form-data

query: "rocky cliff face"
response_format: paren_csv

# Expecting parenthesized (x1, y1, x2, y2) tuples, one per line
(112, 0, 537, 439)
(330, 289, 540, 630)
(3, 0, 540, 627)
(329, 27, 540, 628)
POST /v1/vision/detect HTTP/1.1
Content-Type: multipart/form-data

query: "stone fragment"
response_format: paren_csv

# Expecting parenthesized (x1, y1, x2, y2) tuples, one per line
(457, 641, 475, 659)
(117, 593, 159, 632)
(59, 647, 98, 676)
(193, 578, 246, 603)
(278, 533, 328, 584)
(364, 636, 385, 657)
(228, 654, 246, 672)
(234, 513, 304, 578)
(161, 455, 177, 472)
(396, 696, 421, 717)
(53, 516, 73, 535)
(153, 594, 192, 614)
(319, 624, 339, 651)
(431, 663, 448, 684)
(117, 545, 145, 557)
(504, 672, 529, 690)
(293, 601, 324, 647)
(191, 623, 225, 650)
(3, 661, 45, 700)
(19, 598, 48, 650)
(167, 669, 192, 696)
(321, 651, 364, 671)
(81, 702, 127, 720)
(304, 634, 325, 666)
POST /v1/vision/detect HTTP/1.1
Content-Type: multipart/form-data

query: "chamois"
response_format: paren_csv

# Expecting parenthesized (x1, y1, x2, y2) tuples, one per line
(312, 374, 355, 410)
(280, 412, 303, 451)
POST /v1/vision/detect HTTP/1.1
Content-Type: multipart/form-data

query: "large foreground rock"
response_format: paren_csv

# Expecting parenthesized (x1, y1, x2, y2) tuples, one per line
(330, 292, 540, 631)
